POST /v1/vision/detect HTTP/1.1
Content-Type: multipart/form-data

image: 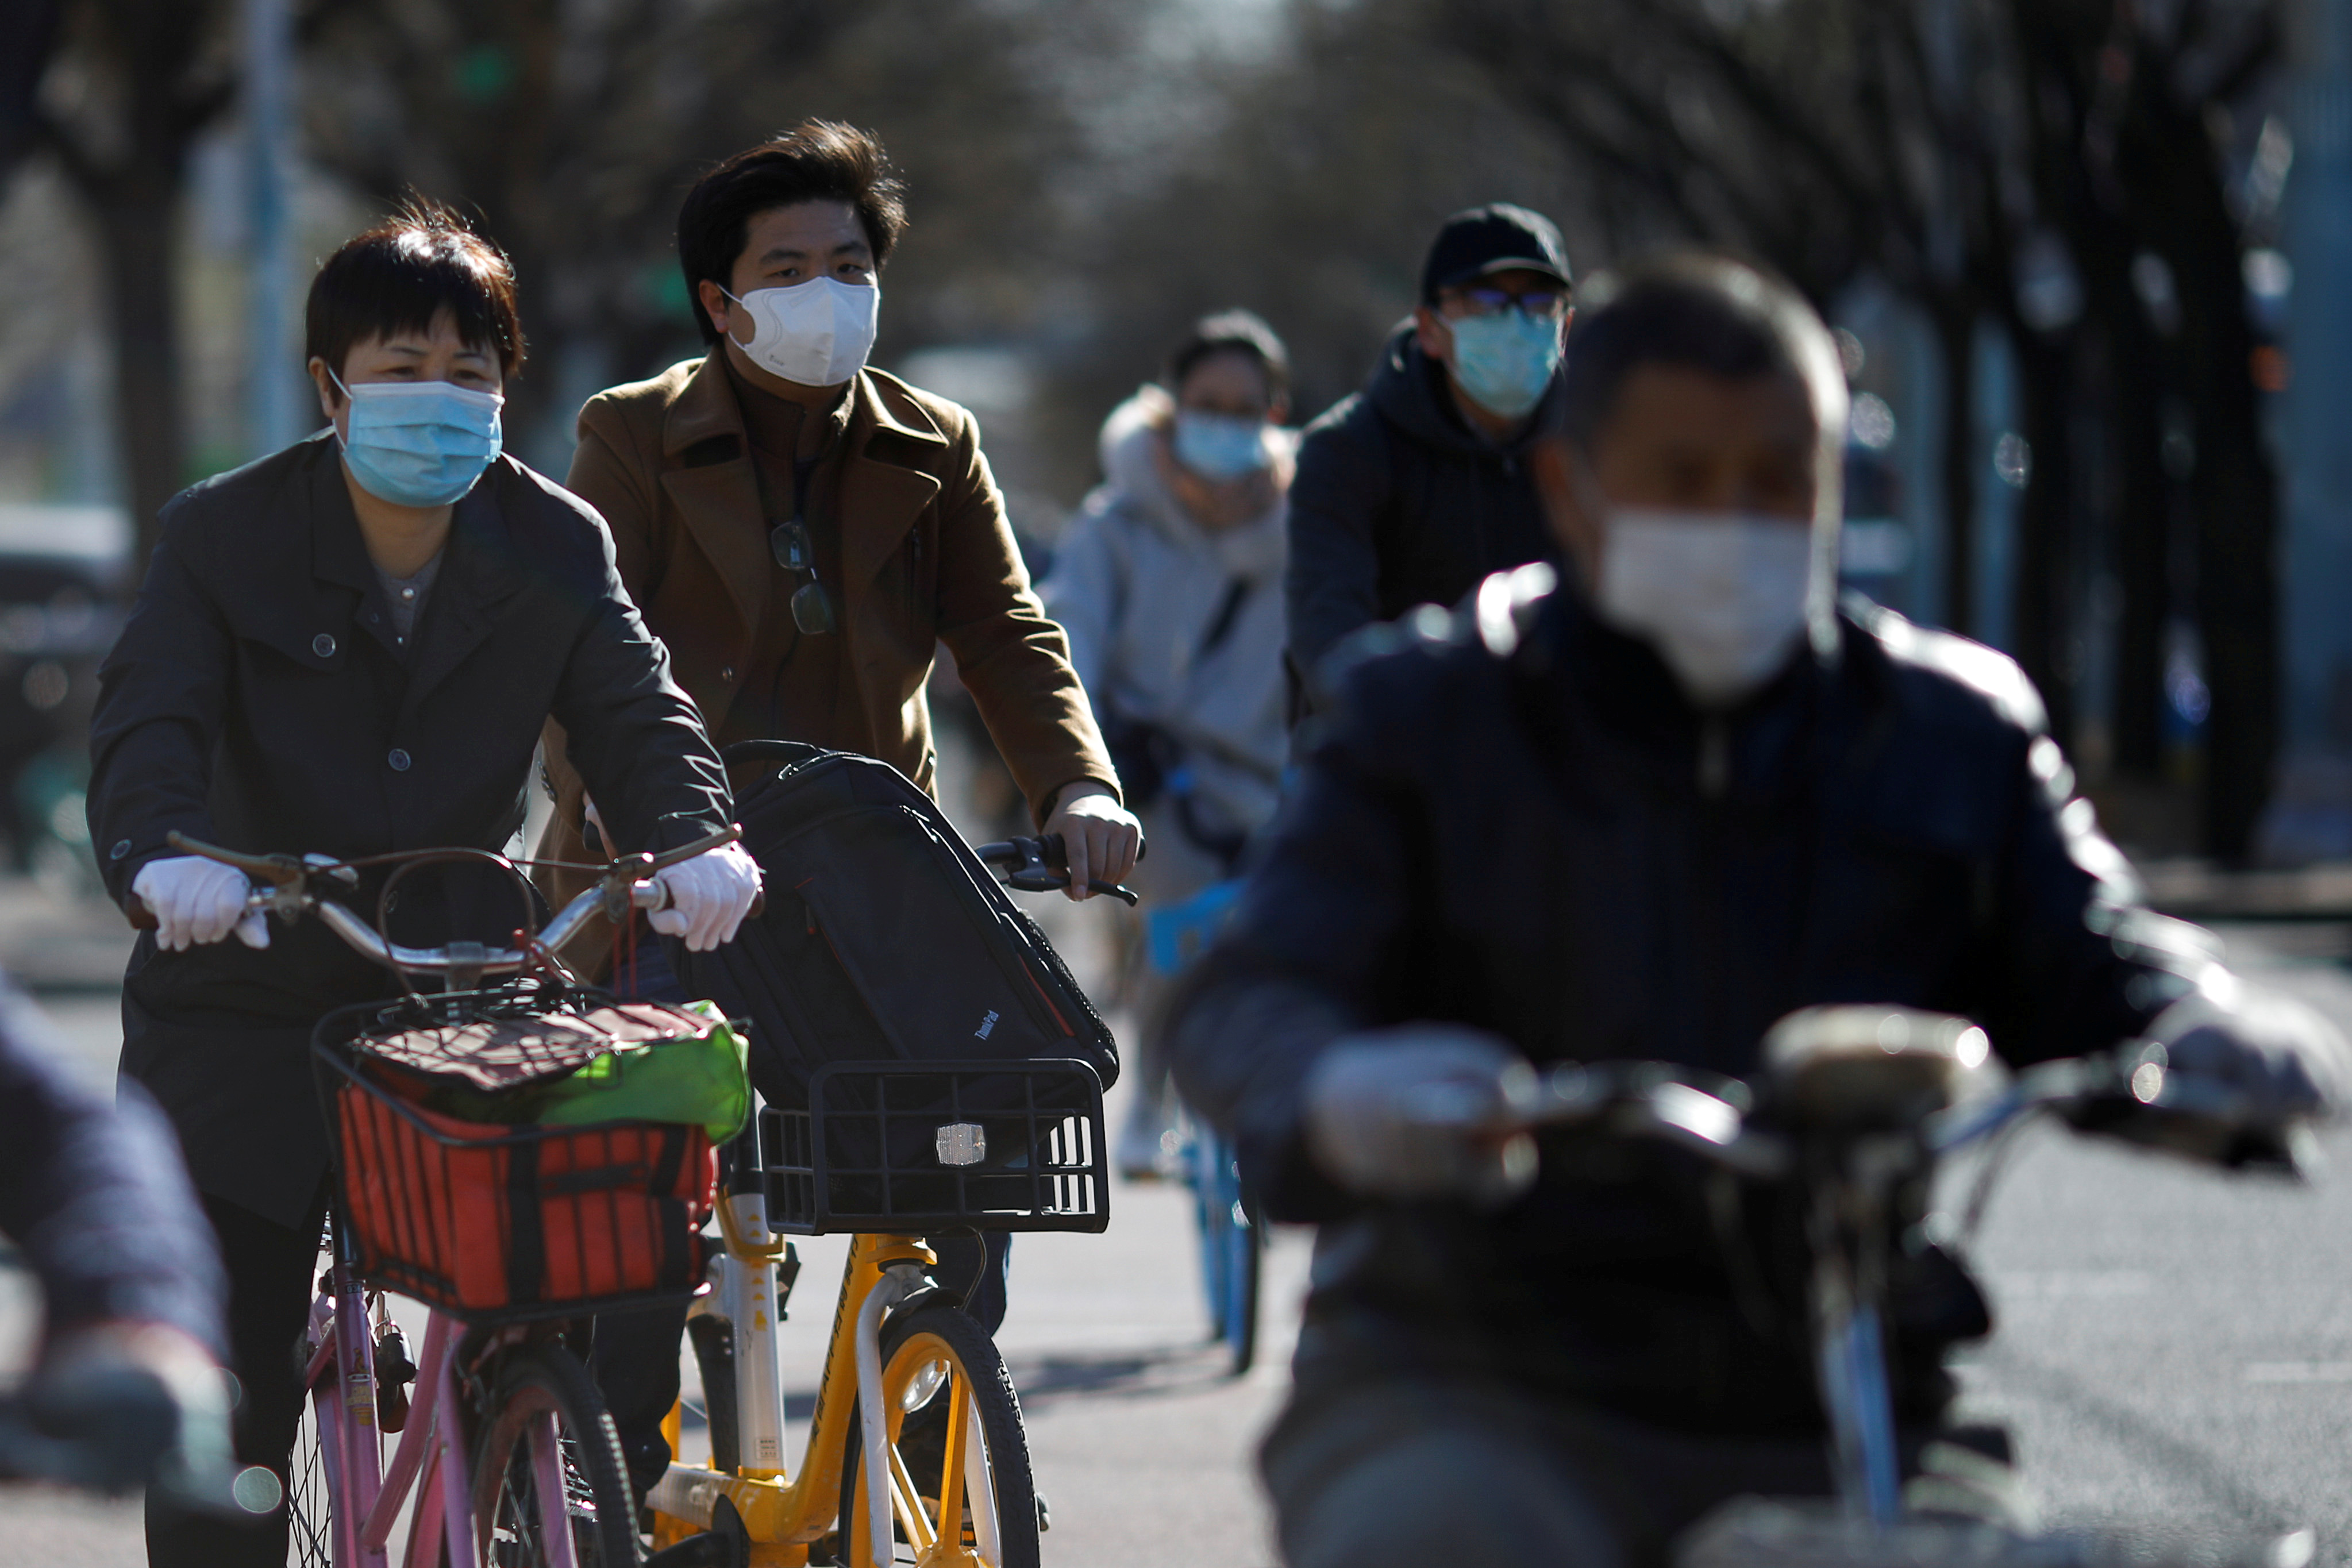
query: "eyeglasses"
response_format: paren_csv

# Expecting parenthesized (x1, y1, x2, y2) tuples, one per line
(768, 516, 837, 635)
(1447, 284, 1569, 319)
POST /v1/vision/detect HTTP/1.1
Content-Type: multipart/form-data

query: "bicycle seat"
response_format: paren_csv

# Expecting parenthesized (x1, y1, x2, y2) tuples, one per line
(1762, 1007, 1994, 1136)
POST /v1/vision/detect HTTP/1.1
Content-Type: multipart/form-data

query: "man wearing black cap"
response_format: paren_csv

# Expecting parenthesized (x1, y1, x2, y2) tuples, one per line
(1284, 203, 1573, 694)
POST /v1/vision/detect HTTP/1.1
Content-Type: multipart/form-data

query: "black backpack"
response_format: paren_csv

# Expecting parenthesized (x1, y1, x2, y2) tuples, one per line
(669, 741, 1120, 1107)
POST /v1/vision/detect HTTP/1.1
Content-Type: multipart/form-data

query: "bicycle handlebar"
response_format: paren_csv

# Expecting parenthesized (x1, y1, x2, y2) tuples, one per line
(1423, 1046, 2313, 1183)
(122, 827, 761, 978)
(974, 833, 1142, 906)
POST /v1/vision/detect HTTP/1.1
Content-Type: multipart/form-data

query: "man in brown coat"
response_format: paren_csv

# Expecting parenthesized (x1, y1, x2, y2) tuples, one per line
(540, 119, 1140, 1505)
(536, 119, 1137, 924)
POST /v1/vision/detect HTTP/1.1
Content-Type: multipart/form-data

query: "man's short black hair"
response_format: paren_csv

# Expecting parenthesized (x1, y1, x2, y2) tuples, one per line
(1555, 252, 1844, 449)
(677, 120, 909, 346)
(305, 198, 525, 380)
(1166, 309, 1291, 400)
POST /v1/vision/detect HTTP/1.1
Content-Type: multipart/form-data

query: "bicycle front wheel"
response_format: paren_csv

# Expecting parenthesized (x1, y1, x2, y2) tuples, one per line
(285, 1356, 336, 1567)
(469, 1340, 640, 1567)
(841, 1302, 1039, 1568)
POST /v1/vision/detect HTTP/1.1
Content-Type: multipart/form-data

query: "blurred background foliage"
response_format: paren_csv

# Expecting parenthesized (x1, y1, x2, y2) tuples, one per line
(0, 0, 2322, 860)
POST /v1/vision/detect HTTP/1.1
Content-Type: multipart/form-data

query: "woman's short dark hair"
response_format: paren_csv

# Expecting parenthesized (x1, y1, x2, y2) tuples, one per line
(1165, 310, 1291, 401)
(1554, 252, 1844, 449)
(677, 121, 909, 345)
(305, 198, 525, 380)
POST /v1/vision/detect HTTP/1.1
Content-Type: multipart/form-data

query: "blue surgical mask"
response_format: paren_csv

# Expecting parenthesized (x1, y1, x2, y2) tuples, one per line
(1446, 311, 1563, 420)
(1172, 410, 1270, 481)
(332, 371, 504, 508)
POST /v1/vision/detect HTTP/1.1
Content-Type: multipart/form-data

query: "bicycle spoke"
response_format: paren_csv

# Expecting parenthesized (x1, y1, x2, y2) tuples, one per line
(528, 1416, 583, 1568)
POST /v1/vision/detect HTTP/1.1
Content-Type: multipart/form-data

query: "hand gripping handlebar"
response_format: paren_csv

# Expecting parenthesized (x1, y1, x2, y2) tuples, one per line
(121, 826, 761, 978)
(973, 832, 1142, 905)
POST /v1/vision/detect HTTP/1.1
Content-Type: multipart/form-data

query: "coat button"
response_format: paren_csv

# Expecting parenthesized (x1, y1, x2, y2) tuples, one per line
(722, 665, 737, 681)
(110, 839, 130, 861)
(387, 748, 412, 772)
(313, 633, 336, 658)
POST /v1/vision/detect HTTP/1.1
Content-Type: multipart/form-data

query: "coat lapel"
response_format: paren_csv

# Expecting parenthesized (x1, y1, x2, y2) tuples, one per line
(660, 352, 770, 638)
(839, 372, 946, 588)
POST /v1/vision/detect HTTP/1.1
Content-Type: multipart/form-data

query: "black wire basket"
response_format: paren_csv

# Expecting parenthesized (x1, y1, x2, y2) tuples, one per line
(753, 1060, 1108, 1235)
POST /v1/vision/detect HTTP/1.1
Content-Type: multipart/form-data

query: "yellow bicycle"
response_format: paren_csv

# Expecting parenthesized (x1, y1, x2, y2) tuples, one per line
(645, 1059, 1107, 1568)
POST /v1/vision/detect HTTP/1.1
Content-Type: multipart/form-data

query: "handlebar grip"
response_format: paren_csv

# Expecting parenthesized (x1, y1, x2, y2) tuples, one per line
(642, 824, 744, 874)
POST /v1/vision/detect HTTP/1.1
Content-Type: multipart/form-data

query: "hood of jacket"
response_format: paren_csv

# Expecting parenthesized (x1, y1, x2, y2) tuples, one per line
(1366, 320, 1566, 459)
(1095, 387, 1290, 583)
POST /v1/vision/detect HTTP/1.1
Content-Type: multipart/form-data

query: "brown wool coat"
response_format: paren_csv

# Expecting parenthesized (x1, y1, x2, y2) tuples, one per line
(533, 349, 1117, 934)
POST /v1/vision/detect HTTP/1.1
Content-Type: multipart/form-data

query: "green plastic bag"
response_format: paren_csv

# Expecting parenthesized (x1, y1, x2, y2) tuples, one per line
(530, 1001, 750, 1140)
(362, 1000, 752, 1140)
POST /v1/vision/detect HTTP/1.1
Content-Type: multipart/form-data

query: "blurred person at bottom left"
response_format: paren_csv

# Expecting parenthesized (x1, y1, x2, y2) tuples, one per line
(87, 200, 757, 1567)
(0, 976, 228, 1502)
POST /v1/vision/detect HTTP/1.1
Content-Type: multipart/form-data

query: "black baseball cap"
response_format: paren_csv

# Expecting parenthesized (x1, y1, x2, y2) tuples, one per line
(1420, 204, 1572, 302)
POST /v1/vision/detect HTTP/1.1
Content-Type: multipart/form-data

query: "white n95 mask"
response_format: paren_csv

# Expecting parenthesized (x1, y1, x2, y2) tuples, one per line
(722, 277, 880, 387)
(1595, 510, 1818, 707)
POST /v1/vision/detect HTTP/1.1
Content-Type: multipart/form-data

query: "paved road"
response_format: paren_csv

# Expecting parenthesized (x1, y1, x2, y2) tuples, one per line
(5, 897, 2352, 1565)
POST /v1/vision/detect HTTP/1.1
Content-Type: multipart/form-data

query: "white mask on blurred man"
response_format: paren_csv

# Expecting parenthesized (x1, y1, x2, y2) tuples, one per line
(1595, 510, 1817, 707)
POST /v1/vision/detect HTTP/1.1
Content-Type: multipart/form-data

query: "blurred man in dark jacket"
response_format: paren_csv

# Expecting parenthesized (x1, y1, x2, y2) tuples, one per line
(1171, 253, 2345, 1568)
(1284, 203, 1572, 694)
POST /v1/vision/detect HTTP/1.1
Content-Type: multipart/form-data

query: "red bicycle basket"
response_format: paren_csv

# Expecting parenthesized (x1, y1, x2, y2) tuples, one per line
(324, 1054, 714, 1322)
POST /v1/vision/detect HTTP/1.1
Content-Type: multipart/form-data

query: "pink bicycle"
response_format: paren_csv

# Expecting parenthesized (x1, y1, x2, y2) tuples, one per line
(138, 829, 745, 1567)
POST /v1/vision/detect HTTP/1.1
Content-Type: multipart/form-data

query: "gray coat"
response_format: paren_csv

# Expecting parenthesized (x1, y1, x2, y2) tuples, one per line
(1040, 391, 1291, 862)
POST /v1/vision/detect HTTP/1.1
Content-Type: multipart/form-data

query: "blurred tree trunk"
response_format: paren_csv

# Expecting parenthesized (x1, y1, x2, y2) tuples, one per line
(2008, 330, 2078, 742)
(36, 0, 236, 568)
(1930, 302, 1980, 638)
(2103, 9, 2278, 860)
(0, 0, 68, 180)
(2107, 321, 2172, 776)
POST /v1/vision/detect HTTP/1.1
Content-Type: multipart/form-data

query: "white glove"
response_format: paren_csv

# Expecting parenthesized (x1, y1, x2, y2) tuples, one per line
(1302, 1026, 1538, 1205)
(649, 841, 762, 951)
(130, 857, 268, 952)
(2149, 992, 2349, 1122)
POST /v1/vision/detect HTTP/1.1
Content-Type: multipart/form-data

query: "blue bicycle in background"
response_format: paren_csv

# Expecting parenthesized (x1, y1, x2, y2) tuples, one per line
(1146, 879, 1262, 1375)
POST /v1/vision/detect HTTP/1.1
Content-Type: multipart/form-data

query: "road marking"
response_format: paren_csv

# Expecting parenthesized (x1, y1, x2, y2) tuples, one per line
(2244, 1362, 2352, 1383)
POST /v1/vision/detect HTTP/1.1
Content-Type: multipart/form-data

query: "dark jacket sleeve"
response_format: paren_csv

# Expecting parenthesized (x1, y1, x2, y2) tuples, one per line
(87, 504, 232, 906)
(1978, 730, 2213, 1065)
(1284, 396, 1394, 679)
(0, 985, 223, 1352)
(545, 514, 734, 858)
(1167, 659, 1424, 1223)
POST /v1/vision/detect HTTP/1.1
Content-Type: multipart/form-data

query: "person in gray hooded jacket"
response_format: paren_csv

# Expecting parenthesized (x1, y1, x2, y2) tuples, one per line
(1042, 310, 1295, 1176)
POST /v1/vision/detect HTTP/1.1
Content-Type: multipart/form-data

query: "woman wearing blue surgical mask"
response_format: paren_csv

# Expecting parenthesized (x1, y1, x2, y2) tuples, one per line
(89, 201, 755, 1568)
(1038, 310, 1298, 1178)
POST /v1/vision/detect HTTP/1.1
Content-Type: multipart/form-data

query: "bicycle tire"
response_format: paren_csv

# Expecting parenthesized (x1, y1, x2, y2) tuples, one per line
(1221, 1180, 1262, 1377)
(686, 1313, 738, 1475)
(838, 1302, 1040, 1568)
(470, 1340, 640, 1567)
(1192, 1130, 1260, 1373)
(1191, 1131, 1231, 1340)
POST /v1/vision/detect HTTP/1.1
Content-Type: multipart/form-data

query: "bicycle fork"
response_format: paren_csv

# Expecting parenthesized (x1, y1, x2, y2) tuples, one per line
(1806, 1170, 1903, 1527)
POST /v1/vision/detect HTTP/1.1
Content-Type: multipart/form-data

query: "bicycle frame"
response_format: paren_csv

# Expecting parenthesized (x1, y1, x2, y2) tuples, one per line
(305, 1216, 618, 1568)
(646, 1185, 937, 1563)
